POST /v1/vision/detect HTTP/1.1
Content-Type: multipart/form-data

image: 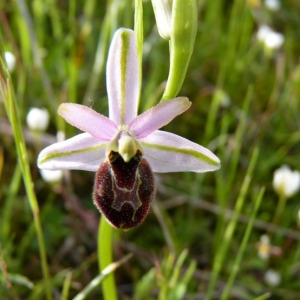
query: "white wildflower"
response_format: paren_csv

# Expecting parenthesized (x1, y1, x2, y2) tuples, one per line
(257, 25, 284, 50)
(264, 269, 281, 286)
(40, 169, 63, 183)
(215, 89, 231, 108)
(273, 165, 300, 198)
(26, 107, 50, 132)
(4, 51, 16, 72)
(56, 130, 65, 142)
(257, 235, 270, 260)
(264, 0, 281, 11)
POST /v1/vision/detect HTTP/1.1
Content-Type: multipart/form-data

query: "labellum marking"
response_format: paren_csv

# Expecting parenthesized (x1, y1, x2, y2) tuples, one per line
(93, 150, 155, 229)
(111, 171, 142, 214)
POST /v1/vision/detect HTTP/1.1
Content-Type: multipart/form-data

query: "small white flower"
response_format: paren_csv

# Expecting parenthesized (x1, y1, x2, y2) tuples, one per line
(257, 25, 284, 50)
(26, 107, 50, 132)
(215, 89, 231, 108)
(56, 130, 65, 142)
(264, 0, 281, 11)
(4, 51, 16, 72)
(40, 169, 63, 183)
(257, 234, 270, 260)
(273, 165, 300, 198)
(264, 269, 281, 286)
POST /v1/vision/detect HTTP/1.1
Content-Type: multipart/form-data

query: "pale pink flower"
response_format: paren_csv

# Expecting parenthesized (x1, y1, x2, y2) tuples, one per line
(37, 28, 220, 229)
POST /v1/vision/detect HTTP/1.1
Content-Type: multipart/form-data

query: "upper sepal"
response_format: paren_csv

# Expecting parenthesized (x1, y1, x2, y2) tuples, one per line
(106, 28, 140, 125)
(58, 103, 117, 141)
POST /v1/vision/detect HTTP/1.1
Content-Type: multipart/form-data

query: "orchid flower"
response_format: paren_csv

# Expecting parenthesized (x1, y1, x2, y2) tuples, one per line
(38, 28, 220, 229)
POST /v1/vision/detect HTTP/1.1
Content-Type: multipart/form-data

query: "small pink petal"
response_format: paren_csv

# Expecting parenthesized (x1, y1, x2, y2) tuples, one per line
(139, 131, 220, 173)
(130, 97, 191, 138)
(37, 133, 107, 171)
(58, 103, 117, 140)
(106, 28, 139, 125)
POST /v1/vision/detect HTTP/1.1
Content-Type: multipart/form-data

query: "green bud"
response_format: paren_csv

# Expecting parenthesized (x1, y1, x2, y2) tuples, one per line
(162, 0, 197, 101)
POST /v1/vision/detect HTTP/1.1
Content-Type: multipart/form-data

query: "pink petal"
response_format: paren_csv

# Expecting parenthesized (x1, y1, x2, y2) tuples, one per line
(139, 131, 220, 173)
(130, 97, 191, 138)
(58, 103, 117, 140)
(106, 28, 139, 125)
(37, 133, 107, 171)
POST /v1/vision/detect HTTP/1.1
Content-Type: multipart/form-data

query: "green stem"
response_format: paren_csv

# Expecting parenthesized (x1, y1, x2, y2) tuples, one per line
(98, 217, 118, 300)
(220, 187, 265, 300)
(0, 63, 52, 299)
(272, 195, 287, 225)
(205, 147, 259, 300)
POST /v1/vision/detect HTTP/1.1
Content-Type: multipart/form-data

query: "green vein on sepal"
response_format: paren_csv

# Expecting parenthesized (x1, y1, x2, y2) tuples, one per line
(141, 142, 220, 167)
(120, 30, 130, 124)
(39, 144, 106, 165)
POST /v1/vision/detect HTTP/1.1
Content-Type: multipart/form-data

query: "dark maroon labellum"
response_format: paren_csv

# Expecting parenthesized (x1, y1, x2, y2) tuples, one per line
(93, 150, 155, 230)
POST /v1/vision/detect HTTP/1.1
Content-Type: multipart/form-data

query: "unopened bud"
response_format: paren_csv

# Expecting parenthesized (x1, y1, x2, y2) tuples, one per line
(151, 0, 172, 40)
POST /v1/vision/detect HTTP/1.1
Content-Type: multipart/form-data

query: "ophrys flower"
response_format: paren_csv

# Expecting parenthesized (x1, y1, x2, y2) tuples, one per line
(38, 28, 220, 229)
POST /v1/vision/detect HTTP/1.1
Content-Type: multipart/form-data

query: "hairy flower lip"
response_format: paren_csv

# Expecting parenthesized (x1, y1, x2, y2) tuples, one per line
(37, 28, 220, 174)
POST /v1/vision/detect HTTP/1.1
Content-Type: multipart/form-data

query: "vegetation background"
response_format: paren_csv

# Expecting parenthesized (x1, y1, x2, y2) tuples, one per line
(1, 0, 300, 299)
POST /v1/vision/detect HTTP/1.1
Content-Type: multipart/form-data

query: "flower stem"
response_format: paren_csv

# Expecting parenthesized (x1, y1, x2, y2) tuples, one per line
(98, 216, 118, 300)
(0, 69, 52, 299)
(272, 195, 287, 225)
